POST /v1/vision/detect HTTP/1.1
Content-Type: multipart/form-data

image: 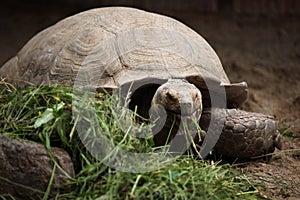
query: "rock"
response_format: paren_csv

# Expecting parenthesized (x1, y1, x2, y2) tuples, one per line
(0, 134, 75, 199)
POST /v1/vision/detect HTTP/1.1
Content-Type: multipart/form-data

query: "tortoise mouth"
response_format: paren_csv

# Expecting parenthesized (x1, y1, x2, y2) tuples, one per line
(166, 108, 202, 122)
(153, 108, 201, 146)
(164, 109, 201, 138)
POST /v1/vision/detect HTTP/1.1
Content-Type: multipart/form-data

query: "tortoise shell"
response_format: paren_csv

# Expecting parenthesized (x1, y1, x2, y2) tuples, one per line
(0, 7, 247, 108)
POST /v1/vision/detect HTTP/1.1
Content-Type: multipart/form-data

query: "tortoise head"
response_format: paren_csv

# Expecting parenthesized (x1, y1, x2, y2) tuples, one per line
(150, 79, 202, 147)
(151, 79, 202, 121)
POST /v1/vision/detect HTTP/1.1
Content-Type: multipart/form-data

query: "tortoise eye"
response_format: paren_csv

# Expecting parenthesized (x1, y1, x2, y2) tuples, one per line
(166, 92, 176, 101)
(194, 92, 201, 99)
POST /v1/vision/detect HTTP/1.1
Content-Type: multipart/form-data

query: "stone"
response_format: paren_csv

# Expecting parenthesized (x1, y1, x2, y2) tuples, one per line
(0, 134, 75, 200)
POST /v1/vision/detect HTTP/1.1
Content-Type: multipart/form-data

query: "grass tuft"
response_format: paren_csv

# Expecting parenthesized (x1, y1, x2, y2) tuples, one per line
(0, 81, 262, 199)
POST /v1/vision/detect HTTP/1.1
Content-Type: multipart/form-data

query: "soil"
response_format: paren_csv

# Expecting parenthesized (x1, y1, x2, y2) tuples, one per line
(0, 4, 299, 199)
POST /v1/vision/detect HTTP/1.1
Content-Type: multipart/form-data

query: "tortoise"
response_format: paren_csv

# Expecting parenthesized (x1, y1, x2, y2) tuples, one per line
(0, 7, 282, 159)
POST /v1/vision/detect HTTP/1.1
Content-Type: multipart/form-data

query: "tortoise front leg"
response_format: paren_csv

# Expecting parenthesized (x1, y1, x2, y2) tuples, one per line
(199, 108, 282, 159)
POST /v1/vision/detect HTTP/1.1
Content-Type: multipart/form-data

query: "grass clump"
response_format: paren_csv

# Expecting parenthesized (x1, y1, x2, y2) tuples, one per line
(0, 81, 261, 199)
(66, 158, 259, 200)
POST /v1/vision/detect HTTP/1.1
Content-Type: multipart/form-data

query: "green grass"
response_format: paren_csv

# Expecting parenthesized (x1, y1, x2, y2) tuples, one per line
(0, 81, 262, 199)
(279, 125, 300, 140)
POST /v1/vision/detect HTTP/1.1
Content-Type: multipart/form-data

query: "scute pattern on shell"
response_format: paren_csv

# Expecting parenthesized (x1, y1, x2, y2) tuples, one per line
(0, 7, 229, 89)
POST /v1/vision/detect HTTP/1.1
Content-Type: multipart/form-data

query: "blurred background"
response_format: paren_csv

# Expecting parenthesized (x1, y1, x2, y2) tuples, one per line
(0, 0, 300, 198)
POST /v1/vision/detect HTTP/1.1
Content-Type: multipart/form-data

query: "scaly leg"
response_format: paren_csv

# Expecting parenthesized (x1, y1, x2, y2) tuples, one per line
(200, 108, 282, 159)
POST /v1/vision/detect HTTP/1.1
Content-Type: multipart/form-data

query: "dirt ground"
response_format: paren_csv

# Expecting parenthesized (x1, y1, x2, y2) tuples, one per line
(0, 3, 299, 199)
